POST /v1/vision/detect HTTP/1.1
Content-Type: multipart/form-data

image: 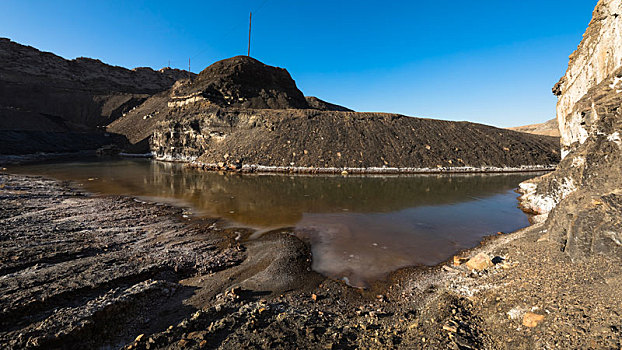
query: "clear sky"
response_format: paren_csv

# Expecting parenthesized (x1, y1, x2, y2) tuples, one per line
(1, 0, 597, 127)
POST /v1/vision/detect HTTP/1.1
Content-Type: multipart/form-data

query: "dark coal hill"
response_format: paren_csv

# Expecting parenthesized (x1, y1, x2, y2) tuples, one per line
(106, 55, 560, 170)
(1, 41, 559, 171)
(149, 107, 560, 170)
(0, 38, 194, 155)
(172, 55, 309, 109)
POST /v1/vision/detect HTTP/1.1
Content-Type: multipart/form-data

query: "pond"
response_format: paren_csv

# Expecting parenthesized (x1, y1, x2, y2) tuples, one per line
(9, 158, 540, 288)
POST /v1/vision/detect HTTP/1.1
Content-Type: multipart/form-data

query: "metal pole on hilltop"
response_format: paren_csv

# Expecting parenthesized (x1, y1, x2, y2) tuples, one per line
(248, 11, 252, 57)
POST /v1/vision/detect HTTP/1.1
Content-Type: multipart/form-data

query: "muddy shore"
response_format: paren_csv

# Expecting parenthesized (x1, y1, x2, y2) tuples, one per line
(2, 172, 620, 349)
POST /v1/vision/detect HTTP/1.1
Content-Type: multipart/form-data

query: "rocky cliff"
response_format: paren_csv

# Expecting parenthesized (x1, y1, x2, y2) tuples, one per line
(0, 38, 193, 154)
(520, 0, 622, 258)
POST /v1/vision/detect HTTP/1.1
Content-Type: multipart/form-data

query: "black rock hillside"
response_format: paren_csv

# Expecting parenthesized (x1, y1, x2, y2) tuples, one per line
(105, 55, 561, 169)
(107, 56, 352, 150)
(0, 38, 194, 155)
(172, 55, 310, 109)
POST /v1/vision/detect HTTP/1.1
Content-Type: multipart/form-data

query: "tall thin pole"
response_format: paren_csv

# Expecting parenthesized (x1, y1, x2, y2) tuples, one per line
(188, 58, 191, 72)
(248, 11, 252, 57)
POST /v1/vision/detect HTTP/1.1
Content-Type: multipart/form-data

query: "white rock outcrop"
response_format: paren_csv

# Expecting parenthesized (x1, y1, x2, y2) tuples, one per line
(554, 0, 622, 157)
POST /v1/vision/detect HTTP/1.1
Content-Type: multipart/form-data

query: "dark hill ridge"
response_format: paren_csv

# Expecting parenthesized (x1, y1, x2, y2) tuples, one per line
(305, 96, 354, 112)
(0, 38, 194, 155)
(105, 55, 561, 170)
(0, 40, 559, 171)
(0, 38, 192, 94)
(171, 55, 309, 109)
(150, 106, 560, 171)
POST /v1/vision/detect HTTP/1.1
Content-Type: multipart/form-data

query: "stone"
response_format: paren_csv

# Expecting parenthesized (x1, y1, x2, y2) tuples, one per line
(135, 334, 144, 342)
(537, 233, 549, 242)
(491, 256, 504, 264)
(522, 312, 545, 328)
(453, 256, 468, 266)
(465, 253, 493, 271)
(188, 331, 204, 340)
(311, 293, 318, 302)
(442, 265, 460, 273)
(442, 325, 457, 333)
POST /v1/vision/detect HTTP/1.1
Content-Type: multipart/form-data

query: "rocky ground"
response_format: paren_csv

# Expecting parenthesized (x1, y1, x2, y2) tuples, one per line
(2, 172, 621, 349)
(2, 0, 621, 347)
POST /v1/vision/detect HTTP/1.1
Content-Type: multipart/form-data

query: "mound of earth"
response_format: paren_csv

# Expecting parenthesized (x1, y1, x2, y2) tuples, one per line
(0, 38, 193, 154)
(304, 96, 353, 111)
(107, 56, 318, 151)
(107, 56, 560, 169)
(171, 56, 309, 110)
(149, 106, 560, 171)
(508, 118, 560, 137)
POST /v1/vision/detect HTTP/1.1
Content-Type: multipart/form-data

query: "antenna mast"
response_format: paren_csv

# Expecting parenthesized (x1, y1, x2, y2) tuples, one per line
(248, 11, 252, 57)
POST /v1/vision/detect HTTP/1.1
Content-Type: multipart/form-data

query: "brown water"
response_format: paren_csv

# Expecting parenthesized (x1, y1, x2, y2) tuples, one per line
(9, 158, 540, 287)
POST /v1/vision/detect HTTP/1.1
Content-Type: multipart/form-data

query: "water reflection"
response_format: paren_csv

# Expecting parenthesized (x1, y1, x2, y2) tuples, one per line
(10, 159, 539, 287)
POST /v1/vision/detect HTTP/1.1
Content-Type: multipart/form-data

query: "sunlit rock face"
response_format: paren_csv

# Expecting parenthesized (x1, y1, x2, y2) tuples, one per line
(553, 0, 622, 158)
(520, 0, 622, 259)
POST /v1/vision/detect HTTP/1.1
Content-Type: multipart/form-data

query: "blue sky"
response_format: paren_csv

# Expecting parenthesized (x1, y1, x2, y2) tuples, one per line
(1, 0, 597, 127)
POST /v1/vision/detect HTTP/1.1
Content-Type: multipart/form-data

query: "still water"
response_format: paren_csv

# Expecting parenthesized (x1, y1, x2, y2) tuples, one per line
(10, 159, 539, 287)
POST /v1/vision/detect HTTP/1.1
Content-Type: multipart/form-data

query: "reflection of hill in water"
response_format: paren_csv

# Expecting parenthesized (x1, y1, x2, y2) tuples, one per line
(11, 159, 538, 288)
(12, 159, 539, 228)
(146, 161, 537, 227)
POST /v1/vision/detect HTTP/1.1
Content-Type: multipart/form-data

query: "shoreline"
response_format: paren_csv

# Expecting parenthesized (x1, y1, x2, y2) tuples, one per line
(0, 150, 558, 174)
(151, 153, 558, 175)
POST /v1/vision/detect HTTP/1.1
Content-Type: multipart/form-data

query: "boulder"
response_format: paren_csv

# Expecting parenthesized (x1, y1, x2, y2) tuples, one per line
(465, 253, 493, 271)
(522, 312, 545, 328)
